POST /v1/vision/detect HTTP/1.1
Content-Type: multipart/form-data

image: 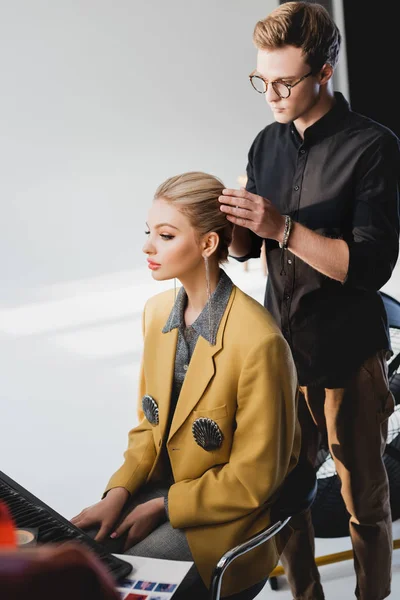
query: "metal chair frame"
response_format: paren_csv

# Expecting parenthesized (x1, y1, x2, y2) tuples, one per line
(209, 518, 290, 600)
(209, 461, 318, 600)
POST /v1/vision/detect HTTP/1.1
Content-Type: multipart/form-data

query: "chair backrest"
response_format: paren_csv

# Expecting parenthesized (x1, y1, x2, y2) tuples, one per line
(381, 291, 400, 378)
(271, 459, 317, 522)
(381, 291, 400, 330)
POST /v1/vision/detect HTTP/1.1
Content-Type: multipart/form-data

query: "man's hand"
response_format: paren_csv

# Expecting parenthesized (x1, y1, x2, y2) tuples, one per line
(109, 497, 166, 552)
(219, 187, 349, 282)
(219, 188, 285, 242)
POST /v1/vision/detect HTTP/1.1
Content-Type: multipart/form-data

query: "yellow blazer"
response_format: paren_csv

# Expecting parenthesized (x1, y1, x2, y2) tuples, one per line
(105, 284, 300, 596)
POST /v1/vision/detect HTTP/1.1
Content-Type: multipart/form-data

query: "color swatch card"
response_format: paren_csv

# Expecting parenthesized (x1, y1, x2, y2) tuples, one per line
(113, 554, 193, 599)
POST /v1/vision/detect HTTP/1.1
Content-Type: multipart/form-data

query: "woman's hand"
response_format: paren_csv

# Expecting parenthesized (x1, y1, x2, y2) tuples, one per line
(110, 497, 166, 552)
(70, 487, 129, 542)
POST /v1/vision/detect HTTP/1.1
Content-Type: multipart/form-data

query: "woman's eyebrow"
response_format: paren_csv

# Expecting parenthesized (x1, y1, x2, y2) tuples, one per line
(146, 221, 180, 230)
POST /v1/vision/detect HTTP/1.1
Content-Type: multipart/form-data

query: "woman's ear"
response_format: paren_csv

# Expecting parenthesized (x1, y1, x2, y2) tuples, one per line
(202, 232, 219, 258)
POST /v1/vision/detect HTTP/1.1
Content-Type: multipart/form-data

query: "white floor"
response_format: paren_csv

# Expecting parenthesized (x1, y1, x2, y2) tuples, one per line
(1, 257, 399, 598)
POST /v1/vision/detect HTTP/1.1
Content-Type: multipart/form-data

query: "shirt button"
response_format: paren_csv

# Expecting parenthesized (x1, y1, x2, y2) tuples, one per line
(285, 294, 290, 301)
(294, 185, 299, 191)
(288, 259, 292, 264)
(300, 149, 305, 154)
(183, 364, 188, 371)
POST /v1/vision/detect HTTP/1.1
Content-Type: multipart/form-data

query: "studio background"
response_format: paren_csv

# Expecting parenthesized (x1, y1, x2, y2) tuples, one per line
(0, 0, 398, 524)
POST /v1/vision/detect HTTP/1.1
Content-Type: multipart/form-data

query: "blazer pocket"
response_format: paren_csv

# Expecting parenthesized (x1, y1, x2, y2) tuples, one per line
(193, 404, 228, 420)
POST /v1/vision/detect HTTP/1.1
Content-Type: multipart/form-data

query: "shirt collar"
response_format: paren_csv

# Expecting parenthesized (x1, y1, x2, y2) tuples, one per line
(162, 269, 233, 345)
(292, 92, 350, 144)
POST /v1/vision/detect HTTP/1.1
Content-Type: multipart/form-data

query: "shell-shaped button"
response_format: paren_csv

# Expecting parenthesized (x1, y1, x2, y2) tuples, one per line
(192, 418, 223, 451)
(142, 394, 159, 426)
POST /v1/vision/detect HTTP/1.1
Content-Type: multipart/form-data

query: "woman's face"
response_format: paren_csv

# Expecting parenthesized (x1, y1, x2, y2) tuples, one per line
(143, 198, 205, 281)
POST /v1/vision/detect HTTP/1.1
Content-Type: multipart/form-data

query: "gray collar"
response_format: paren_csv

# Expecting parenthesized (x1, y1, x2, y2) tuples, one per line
(162, 269, 233, 345)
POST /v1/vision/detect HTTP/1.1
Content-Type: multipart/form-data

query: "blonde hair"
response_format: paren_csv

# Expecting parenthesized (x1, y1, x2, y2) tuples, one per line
(253, 1, 341, 72)
(154, 172, 233, 263)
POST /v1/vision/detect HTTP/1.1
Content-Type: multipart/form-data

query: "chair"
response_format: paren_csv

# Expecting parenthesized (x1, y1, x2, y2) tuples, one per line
(381, 291, 400, 378)
(209, 460, 317, 600)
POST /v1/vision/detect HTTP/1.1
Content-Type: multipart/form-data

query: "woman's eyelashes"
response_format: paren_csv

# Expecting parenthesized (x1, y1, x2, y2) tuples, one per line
(144, 230, 174, 240)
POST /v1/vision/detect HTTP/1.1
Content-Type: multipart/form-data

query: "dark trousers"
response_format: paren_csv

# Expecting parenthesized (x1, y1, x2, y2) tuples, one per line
(280, 351, 394, 600)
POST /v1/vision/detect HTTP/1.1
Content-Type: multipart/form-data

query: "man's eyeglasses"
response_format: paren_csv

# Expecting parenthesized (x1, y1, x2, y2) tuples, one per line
(249, 70, 313, 99)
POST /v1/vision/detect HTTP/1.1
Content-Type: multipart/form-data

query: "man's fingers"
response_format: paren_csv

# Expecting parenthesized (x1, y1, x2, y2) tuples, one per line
(220, 188, 260, 204)
(219, 194, 249, 209)
(225, 214, 254, 229)
(219, 204, 254, 220)
(222, 188, 249, 199)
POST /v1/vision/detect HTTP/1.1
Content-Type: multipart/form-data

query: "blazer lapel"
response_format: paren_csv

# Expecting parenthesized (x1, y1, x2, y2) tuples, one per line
(168, 286, 236, 440)
(144, 326, 178, 442)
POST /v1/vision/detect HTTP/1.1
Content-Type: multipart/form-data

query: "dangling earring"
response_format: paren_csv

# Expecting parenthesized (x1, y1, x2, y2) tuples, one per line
(165, 278, 178, 332)
(204, 255, 214, 345)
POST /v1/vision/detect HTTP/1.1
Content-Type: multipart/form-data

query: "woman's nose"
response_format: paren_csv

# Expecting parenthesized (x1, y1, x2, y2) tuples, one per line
(142, 238, 153, 254)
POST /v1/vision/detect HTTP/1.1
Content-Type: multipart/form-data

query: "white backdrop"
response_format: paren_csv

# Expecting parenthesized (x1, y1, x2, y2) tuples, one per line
(0, 0, 279, 517)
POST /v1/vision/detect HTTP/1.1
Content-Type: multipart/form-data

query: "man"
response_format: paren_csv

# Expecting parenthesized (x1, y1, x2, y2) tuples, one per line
(219, 3, 399, 600)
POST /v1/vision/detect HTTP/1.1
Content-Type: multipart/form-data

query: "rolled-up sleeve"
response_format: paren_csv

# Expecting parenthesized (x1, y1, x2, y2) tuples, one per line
(344, 133, 400, 291)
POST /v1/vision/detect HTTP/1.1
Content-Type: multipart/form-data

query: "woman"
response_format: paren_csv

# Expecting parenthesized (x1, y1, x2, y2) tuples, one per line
(71, 172, 300, 599)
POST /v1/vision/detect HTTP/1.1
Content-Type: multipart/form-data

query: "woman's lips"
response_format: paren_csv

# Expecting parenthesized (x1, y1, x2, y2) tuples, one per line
(147, 260, 161, 270)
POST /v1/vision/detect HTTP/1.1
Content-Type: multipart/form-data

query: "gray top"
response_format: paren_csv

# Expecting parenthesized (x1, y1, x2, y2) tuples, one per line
(163, 268, 233, 401)
(160, 269, 233, 502)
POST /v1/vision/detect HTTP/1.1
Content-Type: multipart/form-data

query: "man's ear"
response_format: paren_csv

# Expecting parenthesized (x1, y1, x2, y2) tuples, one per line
(319, 62, 334, 85)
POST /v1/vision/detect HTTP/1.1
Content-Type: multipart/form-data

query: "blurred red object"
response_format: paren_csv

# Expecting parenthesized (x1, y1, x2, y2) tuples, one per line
(0, 542, 121, 600)
(0, 501, 16, 548)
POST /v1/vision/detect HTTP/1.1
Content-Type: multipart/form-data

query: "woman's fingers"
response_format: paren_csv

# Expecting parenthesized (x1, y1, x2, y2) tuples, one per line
(70, 510, 84, 524)
(70, 501, 121, 542)
(71, 513, 96, 530)
(71, 507, 101, 530)
(110, 514, 133, 539)
(123, 523, 142, 552)
(94, 520, 113, 542)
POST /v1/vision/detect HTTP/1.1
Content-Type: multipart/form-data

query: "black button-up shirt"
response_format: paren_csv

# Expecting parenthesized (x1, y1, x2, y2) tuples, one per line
(240, 92, 400, 387)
